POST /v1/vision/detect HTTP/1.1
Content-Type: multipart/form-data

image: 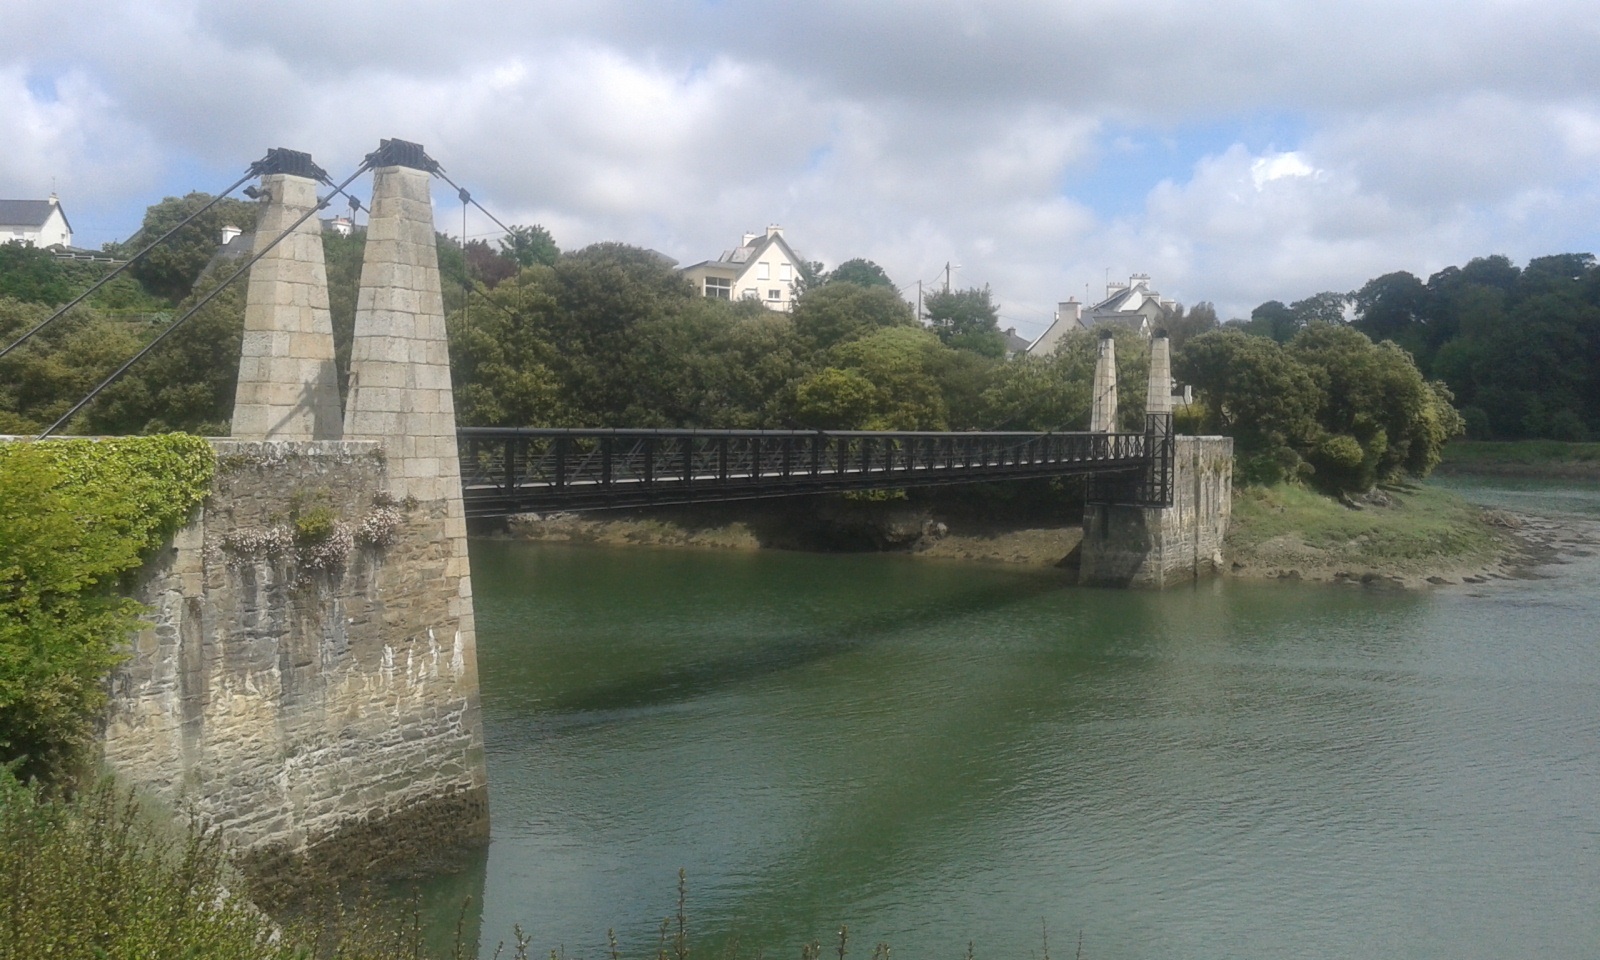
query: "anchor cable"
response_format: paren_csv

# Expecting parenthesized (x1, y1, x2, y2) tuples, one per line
(1, 164, 269, 361)
(38, 161, 375, 439)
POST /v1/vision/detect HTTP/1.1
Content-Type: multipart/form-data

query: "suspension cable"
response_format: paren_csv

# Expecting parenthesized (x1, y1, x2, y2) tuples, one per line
(431, 168, 516, 238)
(37, 161, 374, 439)
(0, 162, 273, 361)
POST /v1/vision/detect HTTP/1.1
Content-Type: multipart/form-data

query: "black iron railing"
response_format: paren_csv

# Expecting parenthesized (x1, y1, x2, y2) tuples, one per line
(1086, 414, 1175, 507)
(457, 427, 1157, 516)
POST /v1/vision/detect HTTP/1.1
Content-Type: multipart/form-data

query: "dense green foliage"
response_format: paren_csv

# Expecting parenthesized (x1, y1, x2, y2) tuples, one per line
(0, 435, 214, 783)
(119, 192, 261, 302)
(824, 257, 896, 289)
(924, 286, 1006, 358)
(1247, 252, 1600, 440)
(1177, 325, 1462, 491)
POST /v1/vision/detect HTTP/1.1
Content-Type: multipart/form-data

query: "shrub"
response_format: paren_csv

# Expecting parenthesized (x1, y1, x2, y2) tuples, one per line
(0, 435, 214, 785)
(0, 773, 447, 959)
(1308, 433, 1368, 494)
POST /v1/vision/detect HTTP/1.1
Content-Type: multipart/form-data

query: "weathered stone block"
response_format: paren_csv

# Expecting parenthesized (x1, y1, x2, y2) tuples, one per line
(104, 440, 487, 887)
(1079, 436, 1233, 588)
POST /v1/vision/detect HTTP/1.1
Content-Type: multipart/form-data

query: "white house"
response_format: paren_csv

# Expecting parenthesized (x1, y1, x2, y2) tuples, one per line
(0, 195, 73, 248)
(680, 225, 806, 312)
(1028, 273, 1178, 355)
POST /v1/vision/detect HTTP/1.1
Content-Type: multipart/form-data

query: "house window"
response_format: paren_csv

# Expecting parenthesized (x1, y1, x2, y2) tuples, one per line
(757, 262, 771, 280)
(779, 263, 792, 282)
(767, 289, 781, 301)
(741, 289, 759, 300)
(705, 277, 731, 299)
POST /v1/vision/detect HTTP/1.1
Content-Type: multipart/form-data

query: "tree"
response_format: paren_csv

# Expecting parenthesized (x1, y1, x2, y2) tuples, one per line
(124, 193, 259, 302)
(80, 274, 247, 435)
(1165, 301, 1219, 351)
(1287, 323, 1463, 488)
(791, 282, 916, 350)
(791, 327, 950, 430)
(541, 243, 698, 424)
(923, 286, 1005, 358)
(980, 350, 1094, 431)
(1242, 300, 1299, 343)
(825, 258, 896, 289)
(446, 264, 567, 427)
(500, 224, 560, 268)
(1175, 329, 1321, 483)
(0, 242, 77, 305)
(0, 299, 143, 434)
(1289, 291, 1349, 327)
(1351, 271, 1427, 343)
(463, 238, 518, 288)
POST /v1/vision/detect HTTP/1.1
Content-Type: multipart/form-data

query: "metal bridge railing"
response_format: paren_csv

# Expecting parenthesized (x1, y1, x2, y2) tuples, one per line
(457, 427, 1156, 515)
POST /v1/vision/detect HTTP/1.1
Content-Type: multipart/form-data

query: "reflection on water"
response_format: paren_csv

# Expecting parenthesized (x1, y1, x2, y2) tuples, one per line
(423, 483, 1600, 960)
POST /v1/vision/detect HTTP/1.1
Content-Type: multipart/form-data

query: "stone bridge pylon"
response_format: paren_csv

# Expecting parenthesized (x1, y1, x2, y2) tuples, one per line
(103, 141, 488, 890)
(1078, 328, 1233, 588)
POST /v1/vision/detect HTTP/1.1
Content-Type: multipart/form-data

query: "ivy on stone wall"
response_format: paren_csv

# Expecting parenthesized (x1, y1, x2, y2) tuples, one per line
(0, 434, 215, 786)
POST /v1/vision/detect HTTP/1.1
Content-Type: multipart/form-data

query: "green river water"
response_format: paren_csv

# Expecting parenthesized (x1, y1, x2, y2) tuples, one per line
(422, 480, 1600, 959)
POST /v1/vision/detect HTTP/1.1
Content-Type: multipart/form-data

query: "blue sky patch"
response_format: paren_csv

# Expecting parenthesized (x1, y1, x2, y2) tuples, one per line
(25, 71, 58, 103)
(1065, 114, 1311, 219)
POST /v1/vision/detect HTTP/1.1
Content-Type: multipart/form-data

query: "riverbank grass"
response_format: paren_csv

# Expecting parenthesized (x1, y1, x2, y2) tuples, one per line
(1227, 481, 1502, 582)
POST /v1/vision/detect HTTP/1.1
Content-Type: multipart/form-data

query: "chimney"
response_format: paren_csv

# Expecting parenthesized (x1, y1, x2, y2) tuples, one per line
(742, 233, 758, 247)
(220, 224, 242, 246)
(766, 224, 782, 238)
(1057, 300, 1084, 328)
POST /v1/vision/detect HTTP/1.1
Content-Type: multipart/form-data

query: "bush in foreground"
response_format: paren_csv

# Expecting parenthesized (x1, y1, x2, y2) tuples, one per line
(0, 773, 471, 959)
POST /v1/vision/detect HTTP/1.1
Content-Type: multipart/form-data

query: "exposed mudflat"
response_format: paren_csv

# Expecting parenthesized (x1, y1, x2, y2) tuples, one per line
(498, 488, 1600, 589)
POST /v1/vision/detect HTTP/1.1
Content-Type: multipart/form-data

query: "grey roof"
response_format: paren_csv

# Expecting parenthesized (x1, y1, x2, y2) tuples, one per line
(0, 199, 68, 231)
(1002, 327, 1032, 355)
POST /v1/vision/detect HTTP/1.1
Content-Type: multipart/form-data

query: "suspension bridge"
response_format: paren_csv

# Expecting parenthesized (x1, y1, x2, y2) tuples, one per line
(5, 138, 1185, 520)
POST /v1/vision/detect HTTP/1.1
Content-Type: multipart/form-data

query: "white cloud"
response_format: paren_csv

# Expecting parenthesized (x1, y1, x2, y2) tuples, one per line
(1250, 152, 1319, 190)
(4, 0, 1600, 338)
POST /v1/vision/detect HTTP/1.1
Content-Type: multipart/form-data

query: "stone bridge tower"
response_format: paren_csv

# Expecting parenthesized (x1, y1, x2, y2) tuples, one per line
(103, 141, 488, 891)
(1078, 332, 1233, 587)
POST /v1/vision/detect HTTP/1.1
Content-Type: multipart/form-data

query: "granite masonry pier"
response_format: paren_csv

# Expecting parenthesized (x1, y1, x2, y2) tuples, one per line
(1079, 435, 1234, 587)
(105, 440, 488, 884)
(1078, 333, 1234, 587)
(100, 140, 487, 889)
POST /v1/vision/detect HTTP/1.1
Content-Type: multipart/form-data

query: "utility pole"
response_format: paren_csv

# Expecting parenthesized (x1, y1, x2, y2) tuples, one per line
(944, 261, 952, 293)
(917, 280, 923, 324)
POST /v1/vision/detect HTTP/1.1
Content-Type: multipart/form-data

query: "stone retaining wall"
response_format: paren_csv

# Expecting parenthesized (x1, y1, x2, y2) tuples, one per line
(102, 439, 488, 883)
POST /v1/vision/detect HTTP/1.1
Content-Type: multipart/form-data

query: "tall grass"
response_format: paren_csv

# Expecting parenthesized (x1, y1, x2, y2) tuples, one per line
(1229, 481, 1500, 567)
(1, 773, 1074, 959)
(0, 771, 444, 959)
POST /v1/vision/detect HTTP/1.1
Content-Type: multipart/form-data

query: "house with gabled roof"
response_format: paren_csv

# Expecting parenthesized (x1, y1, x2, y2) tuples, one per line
(0, 195, 73, 249)
(1027, 273, 1178, 355)
(680, 225, 805, 312)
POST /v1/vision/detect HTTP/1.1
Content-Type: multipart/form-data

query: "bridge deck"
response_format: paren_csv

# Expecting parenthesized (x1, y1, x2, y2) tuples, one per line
(457, 427, 1162, 517)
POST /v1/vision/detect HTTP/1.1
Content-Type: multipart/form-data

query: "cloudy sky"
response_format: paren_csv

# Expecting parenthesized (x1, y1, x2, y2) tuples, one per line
(6, 0, 1600, 336)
